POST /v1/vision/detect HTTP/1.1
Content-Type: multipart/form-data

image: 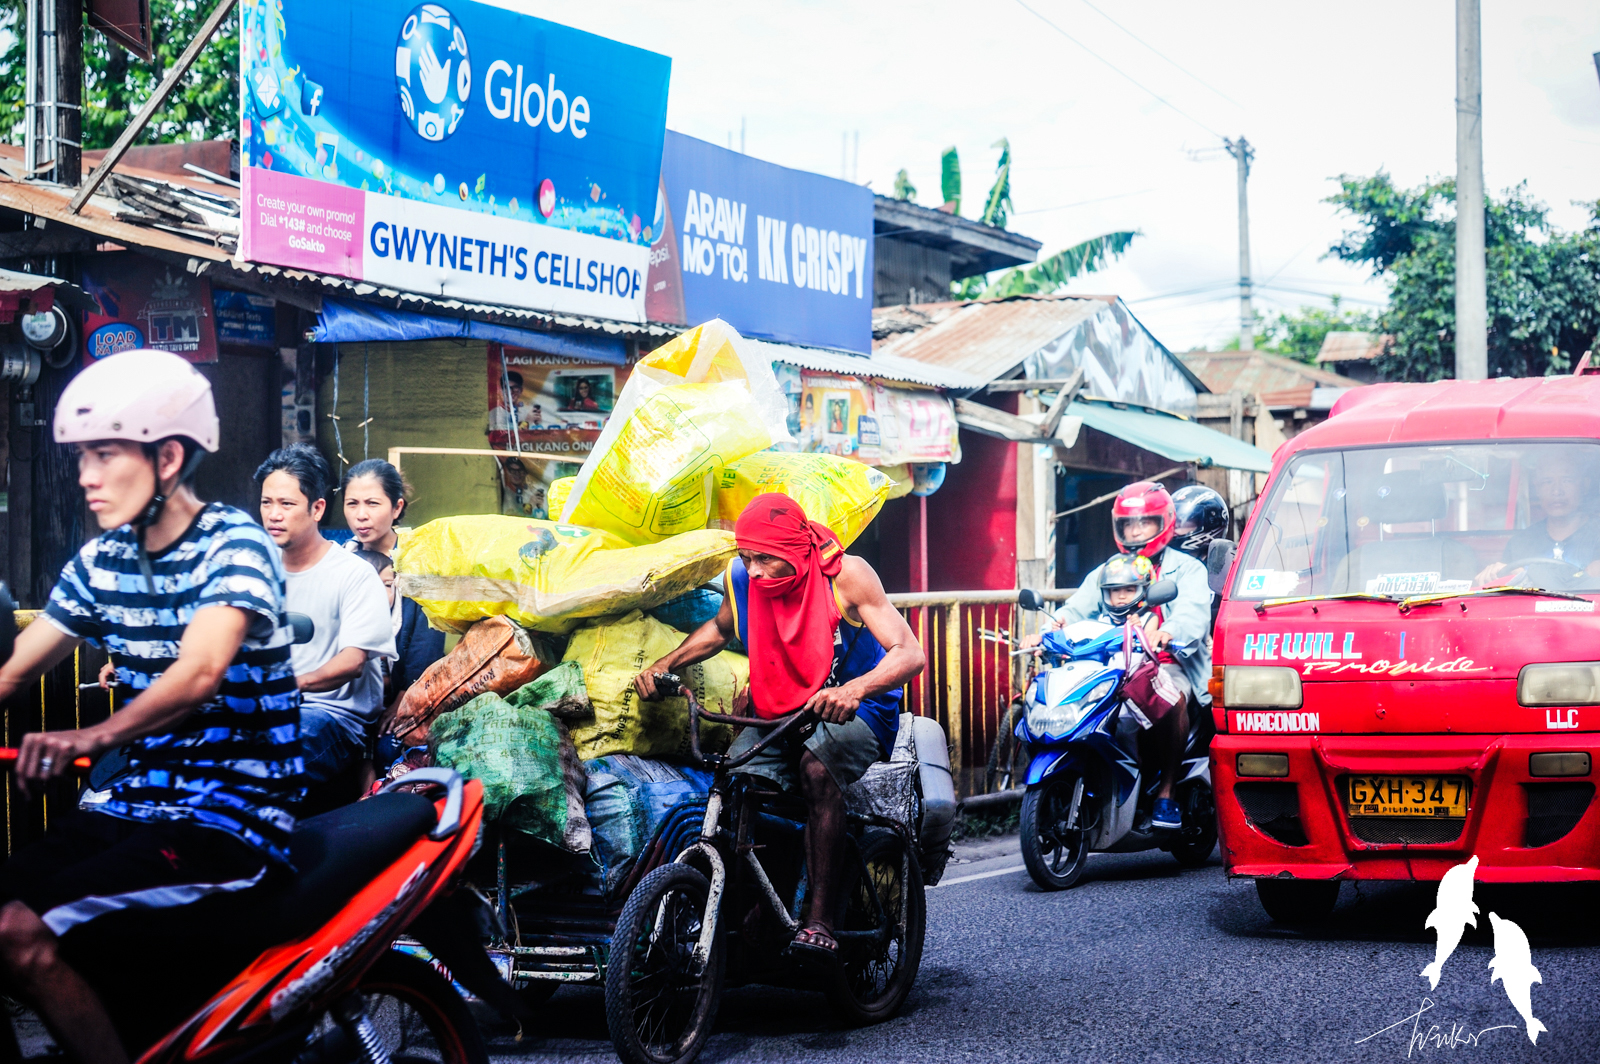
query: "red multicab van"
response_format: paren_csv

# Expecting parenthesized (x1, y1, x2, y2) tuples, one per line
(1212, 375, 1600, 922)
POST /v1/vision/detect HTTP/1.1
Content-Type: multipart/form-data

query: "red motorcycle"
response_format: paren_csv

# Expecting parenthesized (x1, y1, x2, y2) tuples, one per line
(1, 762, 493, 1064)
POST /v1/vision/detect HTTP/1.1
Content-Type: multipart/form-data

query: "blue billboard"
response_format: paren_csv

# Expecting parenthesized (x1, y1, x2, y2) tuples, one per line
(240, 0, 670, 322)
(645, 132, 875, 353)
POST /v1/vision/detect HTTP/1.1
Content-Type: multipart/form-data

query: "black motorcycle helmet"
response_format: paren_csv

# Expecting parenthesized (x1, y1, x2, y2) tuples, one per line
(1098, 553, 1154, 624)
(1171, 485, 1228, 560)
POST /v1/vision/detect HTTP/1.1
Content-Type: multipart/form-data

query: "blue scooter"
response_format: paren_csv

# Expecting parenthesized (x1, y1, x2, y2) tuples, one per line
(1013, 581, 1216, 891)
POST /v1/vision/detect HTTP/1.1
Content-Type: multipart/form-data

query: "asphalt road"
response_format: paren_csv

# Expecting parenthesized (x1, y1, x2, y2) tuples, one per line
(487, 833, 1600, 1064)
(15, 833, 1600, 1063)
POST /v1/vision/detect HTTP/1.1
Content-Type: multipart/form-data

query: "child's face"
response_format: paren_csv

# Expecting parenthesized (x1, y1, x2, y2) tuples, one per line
(1107, 586, 1140, 609)
(380, 566, 397, 608)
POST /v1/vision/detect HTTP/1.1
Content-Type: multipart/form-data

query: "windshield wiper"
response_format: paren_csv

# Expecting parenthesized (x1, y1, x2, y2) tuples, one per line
(1398, 585, 1595, 611)
(1253, 592, 1396, 613)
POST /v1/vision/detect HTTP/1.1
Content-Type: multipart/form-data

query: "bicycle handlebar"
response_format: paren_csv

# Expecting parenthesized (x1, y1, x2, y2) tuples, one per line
(0, 749, 92, 770)
(650, 672, 812, 769)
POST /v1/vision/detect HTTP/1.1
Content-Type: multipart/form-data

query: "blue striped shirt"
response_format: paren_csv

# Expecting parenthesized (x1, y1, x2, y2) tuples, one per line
(44, 503, 303, 865)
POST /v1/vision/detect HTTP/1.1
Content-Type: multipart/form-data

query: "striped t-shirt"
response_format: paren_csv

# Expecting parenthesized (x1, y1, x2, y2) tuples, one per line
(44, 503, 303, 865)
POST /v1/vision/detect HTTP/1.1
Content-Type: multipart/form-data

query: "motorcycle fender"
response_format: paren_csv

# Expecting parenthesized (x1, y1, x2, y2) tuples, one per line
(1025, 749, 1079, 786)
(1179, 754, 1211, 787)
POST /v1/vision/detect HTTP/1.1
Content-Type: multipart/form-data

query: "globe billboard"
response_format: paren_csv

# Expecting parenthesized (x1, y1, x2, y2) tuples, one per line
(239, 0, 670, 322)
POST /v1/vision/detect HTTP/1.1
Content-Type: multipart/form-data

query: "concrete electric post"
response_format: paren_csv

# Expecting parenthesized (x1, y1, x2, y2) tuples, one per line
(1224, 137, 1255, 351)
(1455, 0, 1488, 381)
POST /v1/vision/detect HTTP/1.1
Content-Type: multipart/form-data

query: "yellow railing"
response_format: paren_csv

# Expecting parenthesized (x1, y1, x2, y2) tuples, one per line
(886, 589, 1074, 796)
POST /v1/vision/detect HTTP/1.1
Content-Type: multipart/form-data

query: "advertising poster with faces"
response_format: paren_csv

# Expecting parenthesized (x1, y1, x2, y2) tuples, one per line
(488, 343, 631, 518)
(775, 366, 961, 466)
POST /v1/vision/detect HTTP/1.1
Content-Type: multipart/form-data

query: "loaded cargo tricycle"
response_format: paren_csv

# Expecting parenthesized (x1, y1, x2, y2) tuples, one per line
(467, 677, 953, 1064)
(1212, 375, 1600, 923)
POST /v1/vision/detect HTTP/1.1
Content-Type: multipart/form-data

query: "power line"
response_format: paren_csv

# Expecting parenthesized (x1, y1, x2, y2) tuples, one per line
(1015, 187, 1157, 215)
(1068, 0, 1248, 111)
(1009, 0, 1225, 141)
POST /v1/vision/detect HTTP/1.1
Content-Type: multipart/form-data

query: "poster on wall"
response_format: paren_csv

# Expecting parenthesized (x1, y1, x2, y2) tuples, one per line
(239, 0, 671, 323)
(645, 132, 874, 353)
(773, 365, 960, 465)
(214, 290, 277, 347)
(81, 253, 218, 364)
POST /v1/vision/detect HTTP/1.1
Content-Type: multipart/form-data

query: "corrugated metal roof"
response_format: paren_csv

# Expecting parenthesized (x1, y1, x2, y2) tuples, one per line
(1316, 330, 1388, 362)
(0, 267, 66, 293)
(745, 338, 982, 390)
(871, 295, 1111, 379)
(1178, 349, 1357, 398)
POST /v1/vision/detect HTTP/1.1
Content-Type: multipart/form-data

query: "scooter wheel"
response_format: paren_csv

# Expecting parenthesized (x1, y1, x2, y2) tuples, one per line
(605, 862, 724, 1064)
(1020, 777, 1089, 891)
(356, 949, 489, 1064)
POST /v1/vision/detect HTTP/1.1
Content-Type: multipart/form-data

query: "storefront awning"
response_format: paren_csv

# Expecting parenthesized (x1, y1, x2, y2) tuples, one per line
(1070, 399, 1273, 472)
(310, 298, 628, 364)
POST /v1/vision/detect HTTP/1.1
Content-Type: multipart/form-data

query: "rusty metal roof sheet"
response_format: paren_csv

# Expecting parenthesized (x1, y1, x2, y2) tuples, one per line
(1316, 330, 1390, 363)
(871, 294, 1113, 380)
(747, 338, 982, 390)
(1178, 349, 1358, 399)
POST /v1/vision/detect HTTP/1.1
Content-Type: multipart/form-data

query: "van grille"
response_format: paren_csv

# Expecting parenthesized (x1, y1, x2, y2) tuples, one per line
(1523, 782, 1594, 848)
(1234, 782, 1308, 846)
(1347, 817, 1466, 845)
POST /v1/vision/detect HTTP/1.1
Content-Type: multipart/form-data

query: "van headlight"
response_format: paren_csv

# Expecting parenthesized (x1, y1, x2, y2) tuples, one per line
(1518, 663, 1600, 706)
(1026, 678, 1116, 740)
(1223, 666, 1303, 708)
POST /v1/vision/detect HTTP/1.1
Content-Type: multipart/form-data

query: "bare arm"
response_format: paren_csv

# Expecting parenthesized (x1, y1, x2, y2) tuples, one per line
(0, 621, 85, 703)
(806, 557, 925, 724)
(16, 606, 254, 792)
(634, 594, 736, 702)
(298, 646, 368, 692)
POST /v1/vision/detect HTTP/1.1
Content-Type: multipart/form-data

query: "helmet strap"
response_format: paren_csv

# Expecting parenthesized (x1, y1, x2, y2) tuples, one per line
(130, 445, 202, 593)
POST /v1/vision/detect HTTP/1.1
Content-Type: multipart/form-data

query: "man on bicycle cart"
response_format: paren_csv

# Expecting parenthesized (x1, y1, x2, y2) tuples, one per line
(635, 492, 924, 962)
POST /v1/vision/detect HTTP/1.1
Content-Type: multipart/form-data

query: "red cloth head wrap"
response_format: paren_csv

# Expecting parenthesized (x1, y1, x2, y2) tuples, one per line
(733, 493, 844, 717)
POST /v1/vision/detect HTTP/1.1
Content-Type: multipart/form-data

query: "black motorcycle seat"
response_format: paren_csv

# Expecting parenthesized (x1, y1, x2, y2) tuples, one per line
(265, 791, 438, 940)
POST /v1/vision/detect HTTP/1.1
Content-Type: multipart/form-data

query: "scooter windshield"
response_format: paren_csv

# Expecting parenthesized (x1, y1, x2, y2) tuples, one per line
(1233, 440, 1600, 601)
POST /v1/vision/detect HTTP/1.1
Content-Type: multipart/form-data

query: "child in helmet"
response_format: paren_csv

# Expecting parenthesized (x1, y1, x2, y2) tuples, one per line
(1050, 480, 1214, 832)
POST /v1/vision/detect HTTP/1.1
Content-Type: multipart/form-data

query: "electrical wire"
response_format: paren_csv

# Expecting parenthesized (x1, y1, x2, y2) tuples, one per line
(1069, 0, 1247, 111)
(1010, 0, 1225, 141)
(1015, 187, 1158, 215)
(329, 346, 346, 477)
(362, 342, 370, 461)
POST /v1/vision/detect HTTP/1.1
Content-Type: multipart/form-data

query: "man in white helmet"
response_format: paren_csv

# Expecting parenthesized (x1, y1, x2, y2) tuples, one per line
(0, 351, 301, 1064)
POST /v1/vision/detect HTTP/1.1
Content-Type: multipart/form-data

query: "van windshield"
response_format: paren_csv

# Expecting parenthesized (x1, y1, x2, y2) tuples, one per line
(1233, 441, 1600, 600)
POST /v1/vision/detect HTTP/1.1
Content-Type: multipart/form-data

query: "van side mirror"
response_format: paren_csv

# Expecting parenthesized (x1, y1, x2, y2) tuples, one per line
(1146, 578, 1179, 608)
(1017, 589, 1045, 612)
(1205, 539, 1236, 594)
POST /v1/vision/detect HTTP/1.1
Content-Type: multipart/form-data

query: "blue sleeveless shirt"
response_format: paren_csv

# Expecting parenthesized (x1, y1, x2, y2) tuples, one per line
(727, 558, 901, 755)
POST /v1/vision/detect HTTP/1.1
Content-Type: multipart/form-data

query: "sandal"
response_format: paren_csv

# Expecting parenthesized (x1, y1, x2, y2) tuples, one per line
(786, 921, 840, 964)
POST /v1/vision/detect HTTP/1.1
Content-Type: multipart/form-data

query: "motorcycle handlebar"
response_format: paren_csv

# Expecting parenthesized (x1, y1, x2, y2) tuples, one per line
(0, 749, 92, 770)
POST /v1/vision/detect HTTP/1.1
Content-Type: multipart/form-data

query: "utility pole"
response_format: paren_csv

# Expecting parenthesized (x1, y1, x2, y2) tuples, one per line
(1224, 136, 1255, 351)
(1455, 0, 1487, 380)
(22, 0, 81, 185)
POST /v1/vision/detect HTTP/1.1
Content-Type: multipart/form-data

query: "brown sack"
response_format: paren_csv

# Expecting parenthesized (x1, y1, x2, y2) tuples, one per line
(390, 617, 560, 746)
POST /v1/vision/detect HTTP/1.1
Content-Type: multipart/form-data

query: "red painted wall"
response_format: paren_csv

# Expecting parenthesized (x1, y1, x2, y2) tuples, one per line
(926, 406, 1018, 592)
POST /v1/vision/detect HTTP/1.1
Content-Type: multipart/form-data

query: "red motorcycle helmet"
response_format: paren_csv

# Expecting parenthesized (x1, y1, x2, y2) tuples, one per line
(1112, 481, 1177, 558)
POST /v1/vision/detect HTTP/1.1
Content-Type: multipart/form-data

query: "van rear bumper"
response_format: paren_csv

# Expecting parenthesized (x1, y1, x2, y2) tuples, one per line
(1212, 732, 1600, 883)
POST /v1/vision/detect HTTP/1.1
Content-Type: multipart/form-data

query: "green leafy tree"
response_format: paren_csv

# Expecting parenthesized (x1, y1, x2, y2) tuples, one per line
(1326, 172, 1600, 380)
(1237, 298, 1376, 363)
(978, 231, 1139, 299)
(0, 0, 240, 149)
(939, 146, 960, 215)
(892, 168, 917, 202)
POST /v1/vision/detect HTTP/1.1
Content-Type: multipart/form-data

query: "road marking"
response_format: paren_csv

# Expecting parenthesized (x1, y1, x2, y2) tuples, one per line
(930, 864, 1026, 888)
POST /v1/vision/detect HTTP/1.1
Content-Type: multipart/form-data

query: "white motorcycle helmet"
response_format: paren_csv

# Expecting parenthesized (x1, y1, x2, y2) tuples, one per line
(54, 350, 220, 583)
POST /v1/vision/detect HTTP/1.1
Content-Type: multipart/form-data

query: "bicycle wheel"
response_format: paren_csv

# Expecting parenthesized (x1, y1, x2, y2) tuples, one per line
(354, 950, 489, 1064)
(984, 701, 1029, 793)
(826, 829, 926, 1026)
(1020, 774, 1089, 891)
(605, 863, 724, 1064)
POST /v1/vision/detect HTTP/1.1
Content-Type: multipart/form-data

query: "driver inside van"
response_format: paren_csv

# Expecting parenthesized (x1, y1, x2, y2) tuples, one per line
(1477, 455, 1600, 586)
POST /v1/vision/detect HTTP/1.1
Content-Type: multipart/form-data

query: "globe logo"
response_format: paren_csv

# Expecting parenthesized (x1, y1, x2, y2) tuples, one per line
(395, 3, 471, 143)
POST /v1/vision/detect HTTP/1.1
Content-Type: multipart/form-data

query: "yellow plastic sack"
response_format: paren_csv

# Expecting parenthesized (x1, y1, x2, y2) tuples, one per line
(546, 476, 576, 518)
(713, 452, 893, 547)
(560, 320, 793, 545)
(563, 610, 745, 761)
(877, 464, 916, 501)
(395, 516, 737, 634)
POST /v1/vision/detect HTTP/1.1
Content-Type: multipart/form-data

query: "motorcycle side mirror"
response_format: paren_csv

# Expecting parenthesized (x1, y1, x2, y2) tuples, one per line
(1017, 589, 1046, 612)
(287, 612, 315, 646)
(1146, 578, 1179, 608)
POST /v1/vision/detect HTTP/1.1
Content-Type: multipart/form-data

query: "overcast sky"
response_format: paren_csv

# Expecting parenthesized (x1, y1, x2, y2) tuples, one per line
(534, 3, 1600, 351)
